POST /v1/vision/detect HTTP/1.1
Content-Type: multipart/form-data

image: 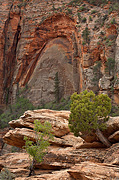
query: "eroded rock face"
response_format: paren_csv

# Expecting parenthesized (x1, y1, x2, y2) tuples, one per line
(3, 110, 119, 147)
(68, 161, 119, 180)
(9, 109, 71, 137)
(1, 109, 119, 179)
(0, 0, 119, 106)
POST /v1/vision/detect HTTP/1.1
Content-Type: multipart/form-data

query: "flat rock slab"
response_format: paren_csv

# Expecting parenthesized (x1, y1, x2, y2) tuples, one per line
(3, 128, 84, 148)
(9, 109, 70, 137)
(68, 161, 119, 180)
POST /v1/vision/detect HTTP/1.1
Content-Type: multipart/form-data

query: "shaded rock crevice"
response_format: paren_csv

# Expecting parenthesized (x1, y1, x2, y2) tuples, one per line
(2, 3, 21, 105)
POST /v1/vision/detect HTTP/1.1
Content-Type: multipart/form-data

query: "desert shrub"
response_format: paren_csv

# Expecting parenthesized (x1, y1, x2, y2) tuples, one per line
(69, 90, 111, 135)
(82, 17, 87, 23)
(0, 168, 15, 180)
(110, 105, 119, 117)
(24, 120, 54, 176)
(69, 90, 111, 147)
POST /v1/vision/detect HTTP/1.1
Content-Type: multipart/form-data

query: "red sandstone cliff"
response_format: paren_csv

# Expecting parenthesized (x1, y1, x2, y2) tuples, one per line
(0, 0, 119, 107)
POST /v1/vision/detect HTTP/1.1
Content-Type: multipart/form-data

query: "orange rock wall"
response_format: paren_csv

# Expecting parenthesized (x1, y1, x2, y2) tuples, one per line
(0, 0, 119, 106)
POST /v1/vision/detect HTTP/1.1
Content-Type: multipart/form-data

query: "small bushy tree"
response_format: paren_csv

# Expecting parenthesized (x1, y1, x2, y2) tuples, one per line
(69, 90, 112, 147)
(24, 120, 54, 176)
(105, 57, 115, 76)
(0, 168, 15, 180)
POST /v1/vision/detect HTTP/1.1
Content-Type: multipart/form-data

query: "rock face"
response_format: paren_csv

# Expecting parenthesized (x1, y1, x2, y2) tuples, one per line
(0, 0, 119, 106)
(68, 161, 119, 180)
(3, 110, 119, 146)
(1, 109, 119, 179)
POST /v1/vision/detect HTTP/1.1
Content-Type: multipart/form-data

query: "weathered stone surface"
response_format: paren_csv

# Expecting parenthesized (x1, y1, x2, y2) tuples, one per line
(99, 75, 112, 90)
(68, 161, 119, 180)
(4, 110, 119, 146)
(0, 0, 119, 106)
(9, 109, 70, 137)
(104, 143, 119, 165)
(0, 147, 107, 177)
(3, 128, 84, 148)
(105, 116, 119, 136)
(76, 142, 106, 149)
(108, 131, 119, 143)
(0, 128, 9, 154)
(15, 170, 73, 180)
(3, 128, 35, 148)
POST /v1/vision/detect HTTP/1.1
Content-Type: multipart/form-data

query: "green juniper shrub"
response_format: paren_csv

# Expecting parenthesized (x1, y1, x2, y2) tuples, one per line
(82, 17, 87, 23)
(77, 12, 81, 22)
(69, 90, 111, 147)
(110, 105, 119, 117)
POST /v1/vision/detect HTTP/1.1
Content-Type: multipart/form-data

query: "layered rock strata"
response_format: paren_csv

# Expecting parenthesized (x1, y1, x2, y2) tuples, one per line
(1, 109, 119, 179)
(0, 0, 119, 106)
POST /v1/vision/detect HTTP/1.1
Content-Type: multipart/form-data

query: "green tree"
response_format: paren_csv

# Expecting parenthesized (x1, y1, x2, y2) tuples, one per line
(54, 72, 60, 103)
(82, 26, 90, 44)
(105, 57, 115, 76)
(69, 90, 112, 147)
(24, 120, 54, 176)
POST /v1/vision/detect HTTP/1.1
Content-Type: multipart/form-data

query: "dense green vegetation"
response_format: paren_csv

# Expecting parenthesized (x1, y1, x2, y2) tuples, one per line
(24, 120, 53, 176)
(69, 90, 112, 147)
(0, 97, 35, 129)
(0, 96, 70, 129)
(39, 97, 71, 111)
(69, 90, 111, 135)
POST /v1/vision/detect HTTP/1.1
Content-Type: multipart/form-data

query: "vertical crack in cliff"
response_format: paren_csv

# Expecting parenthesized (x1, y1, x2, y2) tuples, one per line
(2, 4, 21, 104)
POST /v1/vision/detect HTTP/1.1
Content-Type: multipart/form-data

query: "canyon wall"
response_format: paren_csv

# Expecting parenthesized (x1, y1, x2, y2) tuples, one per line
(0, 0, 119, 106)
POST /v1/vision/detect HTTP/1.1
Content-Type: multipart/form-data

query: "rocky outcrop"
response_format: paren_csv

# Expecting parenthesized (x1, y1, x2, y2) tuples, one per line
(9, 109, 71, 137)
(68, 161, 119, 180)
(1, 109, 119, 179)
(0, 147, 119, 179)
(3, 110, 85, 149)
(3, 110, 119, 147)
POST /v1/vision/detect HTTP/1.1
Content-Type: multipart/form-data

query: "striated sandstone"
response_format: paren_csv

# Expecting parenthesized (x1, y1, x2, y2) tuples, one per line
(3, 110, 119, 146)
(9, 109, 70, 137)
(68, 161, 119, 180)
(104, 143, 119, 165)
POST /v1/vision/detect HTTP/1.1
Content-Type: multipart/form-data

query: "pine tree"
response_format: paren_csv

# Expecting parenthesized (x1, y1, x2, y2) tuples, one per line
(82, 27, 90, 44)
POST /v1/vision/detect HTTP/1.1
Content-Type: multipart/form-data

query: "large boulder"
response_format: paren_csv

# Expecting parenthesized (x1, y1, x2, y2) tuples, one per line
(3, 128, 83, 148)
(9, 109, 70, 137)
